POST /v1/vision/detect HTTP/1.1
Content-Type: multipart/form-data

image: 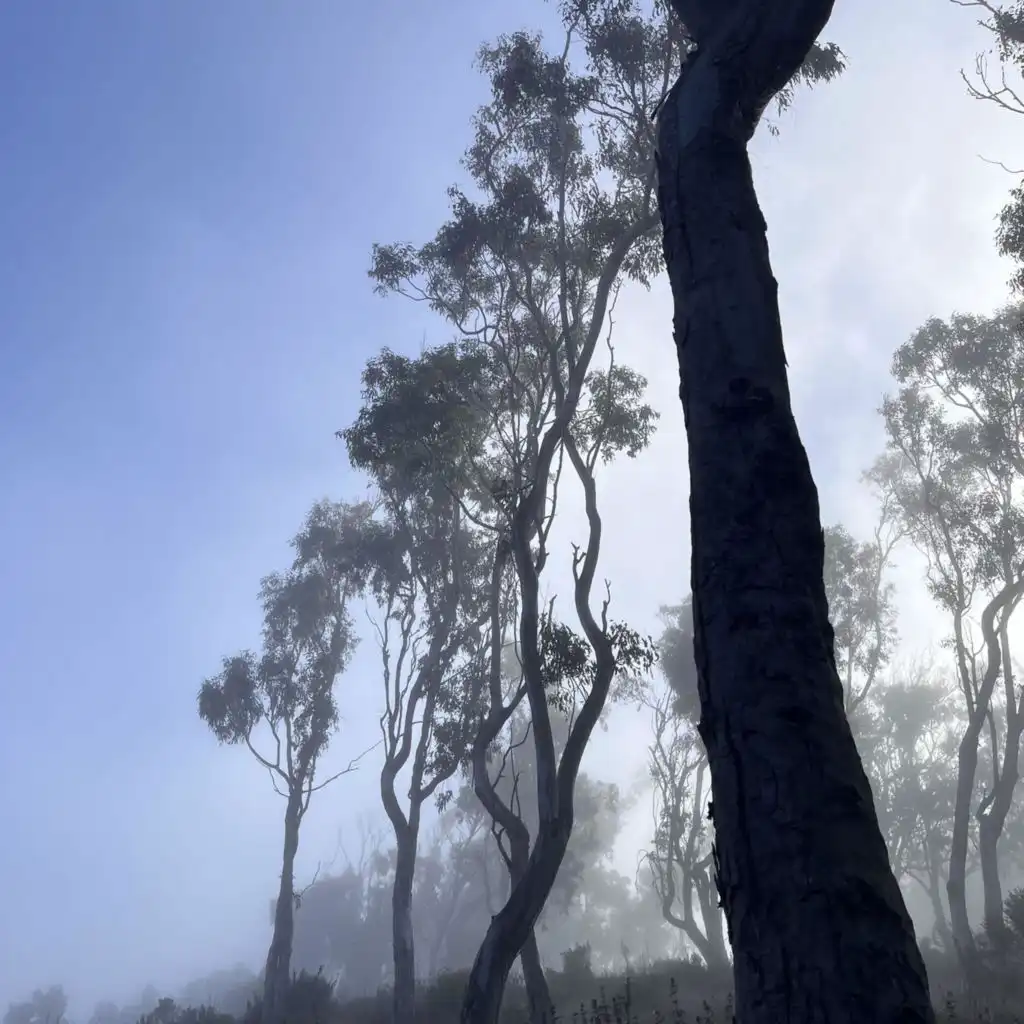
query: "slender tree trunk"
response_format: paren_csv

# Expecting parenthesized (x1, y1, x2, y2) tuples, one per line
(924, 843, 953, 956)
(264, 792, 302, 1024)
(654, 4, 934, 1020)
(948, 730, 981, 966)
(694, 870, 729, 969)
(468, 724, 555, 1023)
(977, 621, 1024, 942)
(946, 583, 1021, 975)
(391, 821, 418, 1024)
(460, 826, 571, 1023)
(519, 930, 553, 1024)
(978, 815, 1004, 940)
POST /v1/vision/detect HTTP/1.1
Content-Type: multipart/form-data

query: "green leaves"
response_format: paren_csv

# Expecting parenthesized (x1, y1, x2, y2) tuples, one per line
(655, 597, 700, 723)
(343, 343, 499, 501)
(878, 303, 1024, 602)
(198, 652, 263, 745)
(197, 504, 366, 790)
(822, 524, 898, 710)
(575, 363, 659, 463)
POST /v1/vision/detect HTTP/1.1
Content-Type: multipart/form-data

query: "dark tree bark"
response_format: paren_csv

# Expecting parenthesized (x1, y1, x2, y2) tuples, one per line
(460, 433, 618, 1024)
(655, 1, 935, 1020)
(263, 790, 302, 1024)
(945, 581, 1021, 974)
(389, 820, 418, 1024)
(976, 615, 1024, 942)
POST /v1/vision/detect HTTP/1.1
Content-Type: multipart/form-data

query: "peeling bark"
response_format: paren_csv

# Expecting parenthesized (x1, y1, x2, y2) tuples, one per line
(655, 2, 934, 1020)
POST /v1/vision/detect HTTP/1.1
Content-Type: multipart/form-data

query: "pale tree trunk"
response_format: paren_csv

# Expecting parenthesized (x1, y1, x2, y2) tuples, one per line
(655, 2, 934, 1020)
(263, 790, 302, 1024)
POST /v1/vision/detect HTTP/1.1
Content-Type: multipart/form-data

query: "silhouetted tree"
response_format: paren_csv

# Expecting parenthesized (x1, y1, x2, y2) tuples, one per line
(653, 0, 932, 1018)
(871, 302, 1024, 970)
(369, 0, 840, 1016)
(340, 346, 495, 1024)
(197, 502, 370, 1024)
(642, 673, 727, 968)
(823, 521, 901, 715)
(4, 986, 68, 1024)
(856, 661, 961, 953)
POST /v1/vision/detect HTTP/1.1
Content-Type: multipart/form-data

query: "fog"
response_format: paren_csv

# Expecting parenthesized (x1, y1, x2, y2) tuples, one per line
(2, 0, 1024, 1021)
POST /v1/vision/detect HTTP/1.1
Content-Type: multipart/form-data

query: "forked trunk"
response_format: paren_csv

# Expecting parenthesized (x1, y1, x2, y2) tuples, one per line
(263, 790, 302, 1024)
(654, 4, 933, 1020)
(459, 824, 572, 1024)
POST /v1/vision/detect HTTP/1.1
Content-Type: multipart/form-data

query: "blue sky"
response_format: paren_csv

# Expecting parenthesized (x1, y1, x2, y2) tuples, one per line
(0, 0, 552, 1009)
(0, 0, 1021, 1016)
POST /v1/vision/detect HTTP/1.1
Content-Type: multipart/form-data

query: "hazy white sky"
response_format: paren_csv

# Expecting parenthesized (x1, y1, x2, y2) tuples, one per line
(0, 0, 1021, 1016)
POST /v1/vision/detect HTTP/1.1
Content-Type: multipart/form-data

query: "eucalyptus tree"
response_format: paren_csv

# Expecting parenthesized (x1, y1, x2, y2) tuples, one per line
(643, 518, 900, 978)
(871, 302, 1024, 964)
(642, 671, 727, 968)
(370, 3, 840, 1017)
(951, 0, 1024, 292)
(197, 502, 371, 1024)
(823, 521, 901, 717)
(652, 1, 933, 1015)
(341, 345, 495, 1024)
(855, 663, 962, 955)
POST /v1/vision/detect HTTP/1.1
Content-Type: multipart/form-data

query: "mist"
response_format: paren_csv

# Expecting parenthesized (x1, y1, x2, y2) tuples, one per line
(3, 0, 1024, 1022)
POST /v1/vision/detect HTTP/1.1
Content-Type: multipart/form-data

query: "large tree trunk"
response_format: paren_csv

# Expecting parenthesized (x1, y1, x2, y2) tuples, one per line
(263, 791, 302, 1024)
(654, 3, 934, 1020)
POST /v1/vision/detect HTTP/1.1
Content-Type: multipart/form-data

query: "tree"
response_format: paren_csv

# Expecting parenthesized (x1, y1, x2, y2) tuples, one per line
(643, 672, 728, 968)
(197, 502, 369, 1024)
(822, 521, 901, 716)
(340, 350, 495, 1024)
(950, 0, 1024, 291)
(652, 0, 934, 1019)
(369, 2, 839, 1017)
(368, 33, 661, 1019)
(288, 822, 394, 995)
(872, 302, 1024, 968)
(644, 518, 899, 975)
(641, 600, 728, 968)
(855, 661, 962, 954)
(4, 987, 69, 1024)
